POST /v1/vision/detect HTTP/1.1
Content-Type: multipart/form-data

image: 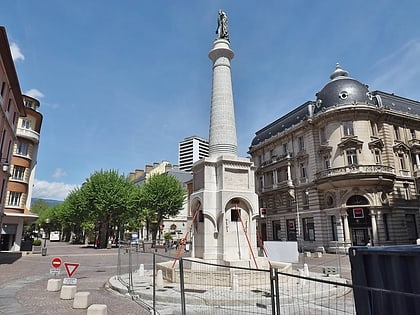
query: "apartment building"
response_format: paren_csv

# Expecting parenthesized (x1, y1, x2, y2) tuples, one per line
(2, 95, 42, 251)
(178, 136, 209, 173)
(0, 26, 28, 251)
(248, 64, 420, 253)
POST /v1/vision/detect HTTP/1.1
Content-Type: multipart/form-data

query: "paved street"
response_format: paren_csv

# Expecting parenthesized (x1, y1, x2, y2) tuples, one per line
(0, 242, 149, 315)
(0, 242, 352, 315)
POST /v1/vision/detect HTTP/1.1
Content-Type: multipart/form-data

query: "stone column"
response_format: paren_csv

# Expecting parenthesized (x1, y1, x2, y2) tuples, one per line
(208, 39, 237, 157)
(370, 211, 378, 245)
(343, 214, 351, 243)
(335, 215, 344, 243)
(287, 157, 293, 185)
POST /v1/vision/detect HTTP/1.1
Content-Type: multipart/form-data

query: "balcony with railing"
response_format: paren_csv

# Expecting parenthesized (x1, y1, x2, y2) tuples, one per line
(260, 179, 294, 193)
(315, 164, 396, 190)
(16, 127, 40, 143)
(260, 152, 293, 168)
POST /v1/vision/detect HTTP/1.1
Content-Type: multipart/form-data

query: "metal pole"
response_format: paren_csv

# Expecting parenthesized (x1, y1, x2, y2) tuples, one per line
(179, 258, 186, 315)
(152, 253, 156, 315)
(295, 187, 301, 253)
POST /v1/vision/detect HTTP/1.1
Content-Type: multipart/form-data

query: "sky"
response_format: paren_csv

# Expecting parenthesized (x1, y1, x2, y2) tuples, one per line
(1, 1, 420, 201)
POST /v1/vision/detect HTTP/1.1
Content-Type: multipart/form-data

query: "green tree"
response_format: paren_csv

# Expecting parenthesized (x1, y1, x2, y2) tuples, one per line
(31, 199, 51, 215)
(139, 173, 185, 243)
(79, 169, 139, 248)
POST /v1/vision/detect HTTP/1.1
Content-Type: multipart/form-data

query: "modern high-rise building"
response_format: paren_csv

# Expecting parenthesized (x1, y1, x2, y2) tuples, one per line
(0, 26, 29, 251)
(178, 136, 209, 172)
(249, 63, 420, 253)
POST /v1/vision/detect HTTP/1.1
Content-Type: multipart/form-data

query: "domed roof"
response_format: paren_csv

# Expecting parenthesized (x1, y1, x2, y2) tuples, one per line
(314, 63, 374, 113)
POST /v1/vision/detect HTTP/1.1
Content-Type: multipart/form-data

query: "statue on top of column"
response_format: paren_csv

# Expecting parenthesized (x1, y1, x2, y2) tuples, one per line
(216, 10, 229, 41)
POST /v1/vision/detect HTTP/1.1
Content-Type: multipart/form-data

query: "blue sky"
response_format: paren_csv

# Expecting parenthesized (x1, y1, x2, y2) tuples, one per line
(1, 1, 420, 200)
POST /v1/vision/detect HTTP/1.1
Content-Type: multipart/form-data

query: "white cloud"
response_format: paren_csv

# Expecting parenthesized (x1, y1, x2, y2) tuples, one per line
(370, 39, 420, 98)
(52, 168, 67, 179)
(10, 42, 24, 61)
(24, 88, 45, 99)
(32, 179, 78, 201)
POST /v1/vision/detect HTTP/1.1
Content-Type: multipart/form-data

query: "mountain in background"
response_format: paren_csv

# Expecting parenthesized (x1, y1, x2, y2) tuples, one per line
(31, 198, 63, 207)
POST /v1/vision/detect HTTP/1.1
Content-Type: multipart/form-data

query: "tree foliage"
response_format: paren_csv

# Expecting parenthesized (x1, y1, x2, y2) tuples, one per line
(34, 169, 186, 247)
(139, 173, 185, 241)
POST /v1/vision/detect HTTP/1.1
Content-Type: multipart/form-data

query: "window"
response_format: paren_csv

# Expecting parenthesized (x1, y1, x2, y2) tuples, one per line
(383, 214, 390, 241)
(374, 150, 381, 164)
(343, 121, 354, 136)
(303, 217, 315, 241)
(324, 156, 330, 169)
(272, 221, 282, 241)
(7, 98, 11, 112)
(21, 119, 30, 129)
(300, 163, 307, 178)
(406, 214, 418, 242)
(16, 142, 29, 156)
(12, 166, 25, 181)
(403, 183, 411, 200)
(231, 208, 240, 222)
(346, 149, 358, 165)
(8, 191, 22, 207)
(411, 129, 416, 140)
(302, 190, 309, 205)
(298, 136, 304, 151)
(320, 127, 327, 144)
(394, 125, 400, 140)
(398, 153, 405, 170)
(370, 121, 378, 136)
(331, 216, 338, 241)
(283, 143, 288, 155)
(0, 82, 5, 96)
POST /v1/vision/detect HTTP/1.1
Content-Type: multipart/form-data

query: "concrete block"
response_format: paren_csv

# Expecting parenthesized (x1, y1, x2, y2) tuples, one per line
(47, 278, 62, 292)
(87, 304, 108, 315)
(304, 251, 311, 258)
(60, 285, 77, 300)
(72, 291, 91, 309)
(313, 252, 323, 258)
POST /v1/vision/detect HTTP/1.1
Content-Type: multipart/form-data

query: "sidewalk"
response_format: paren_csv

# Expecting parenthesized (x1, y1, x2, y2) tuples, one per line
(109, 253, 353, 314)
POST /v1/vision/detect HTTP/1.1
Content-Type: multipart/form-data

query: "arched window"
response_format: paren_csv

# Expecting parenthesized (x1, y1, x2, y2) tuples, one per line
(346, 195, 369, 206)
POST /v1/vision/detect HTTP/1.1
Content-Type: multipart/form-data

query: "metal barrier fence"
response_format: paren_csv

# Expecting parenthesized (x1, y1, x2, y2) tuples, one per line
(116, 245, 420, 314)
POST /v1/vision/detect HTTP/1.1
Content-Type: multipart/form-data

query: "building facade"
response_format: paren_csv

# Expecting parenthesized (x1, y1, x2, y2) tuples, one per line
(2, 95, 42, 251)
(249, 64, 420, 253)
(0, 26, 28, 251)
(178, 136, 209, 173)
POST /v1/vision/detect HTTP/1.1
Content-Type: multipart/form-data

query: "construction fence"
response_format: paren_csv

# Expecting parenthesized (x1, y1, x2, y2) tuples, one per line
(116, 244, 420, 314)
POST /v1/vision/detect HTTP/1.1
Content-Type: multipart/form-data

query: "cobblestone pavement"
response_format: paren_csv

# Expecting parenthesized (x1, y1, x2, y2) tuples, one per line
(0, 242, 149, 315)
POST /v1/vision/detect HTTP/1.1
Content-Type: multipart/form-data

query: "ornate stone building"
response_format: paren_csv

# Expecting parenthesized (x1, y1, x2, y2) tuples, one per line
(249, 64, 420, 253)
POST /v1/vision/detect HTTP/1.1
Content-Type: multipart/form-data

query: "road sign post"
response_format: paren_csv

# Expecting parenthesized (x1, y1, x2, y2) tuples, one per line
(64, 262, 80, 278)
(51, 257, 62, 269)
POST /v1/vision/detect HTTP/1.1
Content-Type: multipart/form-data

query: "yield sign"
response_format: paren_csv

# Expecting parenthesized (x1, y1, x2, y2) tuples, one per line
(64, 262, 80, 278)
(51, 257, 62, 269)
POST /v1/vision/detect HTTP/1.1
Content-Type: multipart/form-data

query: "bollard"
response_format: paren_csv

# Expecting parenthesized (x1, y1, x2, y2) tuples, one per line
(87, 304, 107, 315)
(60, 285, 77, 300)
(73, 291, 91, 309)
(47, 279, 62, 292)
(138, 264, 144, 277)
(156, 269, 164, 289)
(303, 263, 309, 277)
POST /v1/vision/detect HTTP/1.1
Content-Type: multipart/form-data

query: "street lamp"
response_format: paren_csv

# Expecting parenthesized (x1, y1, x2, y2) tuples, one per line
(42, 218, 50, 256)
